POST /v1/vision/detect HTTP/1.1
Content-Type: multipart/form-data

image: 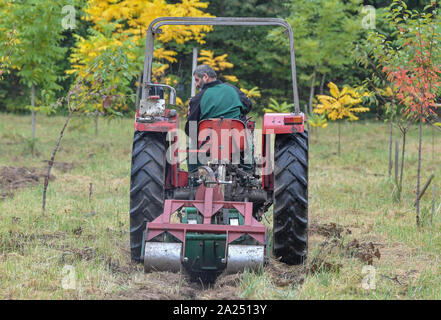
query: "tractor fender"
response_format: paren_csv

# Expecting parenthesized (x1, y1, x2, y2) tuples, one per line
(262, 112, 305, 134)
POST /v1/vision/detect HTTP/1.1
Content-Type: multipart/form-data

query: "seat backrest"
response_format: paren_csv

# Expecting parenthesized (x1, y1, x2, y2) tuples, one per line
(198, 118, 247, 163)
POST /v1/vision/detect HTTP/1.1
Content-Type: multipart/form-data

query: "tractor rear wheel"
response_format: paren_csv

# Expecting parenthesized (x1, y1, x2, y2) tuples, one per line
(130, 131, 167, 262)
(273, 131, 308, 264)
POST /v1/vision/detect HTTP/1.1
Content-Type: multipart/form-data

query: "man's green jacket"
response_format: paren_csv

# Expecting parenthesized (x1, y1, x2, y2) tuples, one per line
(185, 80, 252, 135)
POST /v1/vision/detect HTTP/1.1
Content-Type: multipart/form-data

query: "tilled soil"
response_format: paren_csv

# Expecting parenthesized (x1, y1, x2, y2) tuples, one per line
(0, 162, 76, 200)
(108, 222, 365, 300)
(0, 166, 54, 200)
(107, 259, 306, 300)
(307, 222, 381, 275)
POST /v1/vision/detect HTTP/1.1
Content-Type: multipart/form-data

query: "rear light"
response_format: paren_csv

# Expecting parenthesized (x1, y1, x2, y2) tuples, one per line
(284, 115, 303, 125)
(247, 121, 255, 130)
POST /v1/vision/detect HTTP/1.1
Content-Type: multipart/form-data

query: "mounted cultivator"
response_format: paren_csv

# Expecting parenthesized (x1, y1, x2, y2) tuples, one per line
(130, 17, 308, 281)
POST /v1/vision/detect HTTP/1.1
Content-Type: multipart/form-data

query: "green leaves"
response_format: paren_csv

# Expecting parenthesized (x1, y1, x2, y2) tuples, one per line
(70, 44, 138, 116)
(0, 0, 67, 111)
(263, 98, 294, 113)
(272, 0, 363, 73)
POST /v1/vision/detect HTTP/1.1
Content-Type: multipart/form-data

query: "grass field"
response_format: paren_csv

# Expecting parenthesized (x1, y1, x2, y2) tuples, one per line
(0, 112, 440, 299)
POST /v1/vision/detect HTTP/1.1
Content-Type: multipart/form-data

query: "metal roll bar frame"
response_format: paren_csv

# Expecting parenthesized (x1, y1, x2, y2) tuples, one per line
(142, 17, 301, 115)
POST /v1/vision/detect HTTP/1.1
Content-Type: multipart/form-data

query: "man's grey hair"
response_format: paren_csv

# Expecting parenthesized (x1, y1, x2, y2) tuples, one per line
(193, 64, 217, 79)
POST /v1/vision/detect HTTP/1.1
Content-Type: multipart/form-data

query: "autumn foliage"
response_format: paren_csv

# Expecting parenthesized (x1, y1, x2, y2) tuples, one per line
(314, 82, 370, 121)
(383, 44, 441, 118)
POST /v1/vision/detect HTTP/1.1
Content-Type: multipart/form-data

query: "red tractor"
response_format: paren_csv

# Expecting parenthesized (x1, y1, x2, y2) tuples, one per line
(130, 17, 308, 281)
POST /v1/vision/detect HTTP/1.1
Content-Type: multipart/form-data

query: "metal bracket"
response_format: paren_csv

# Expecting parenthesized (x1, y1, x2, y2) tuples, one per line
(144, 82, 176, 105)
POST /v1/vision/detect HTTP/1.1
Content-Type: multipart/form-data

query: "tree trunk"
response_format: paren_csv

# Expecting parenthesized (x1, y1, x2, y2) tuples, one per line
(191, 47, 198, 97)
(42, 110, 74, 214)
(389, 121, 393, 176)
(394, 140, 399, 185)
(431, 184, 436, 224)
(95, 107, 98, 136)
(416, 114, 423, 227)
(338, 121, 341, 156)
(320, 72, 327, 95)
(432, 125, 434, 160)
(31, 83, 36, 140)
(308, 65, 317, 115)
(135, 72, 142, 111)
(398, 130, 407, 201)
(304, 104, 310, 133)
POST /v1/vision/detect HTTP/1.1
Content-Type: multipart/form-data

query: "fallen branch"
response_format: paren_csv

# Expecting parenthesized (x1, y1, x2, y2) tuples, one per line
(380, 274, 404, 286)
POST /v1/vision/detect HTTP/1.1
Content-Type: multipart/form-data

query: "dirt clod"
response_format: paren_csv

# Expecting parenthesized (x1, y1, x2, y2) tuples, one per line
(0, 166, 55, 199)
(267, 259, 306, 287)
(307, 222, 381, 274)
(310, 222, 351, 239)
(306, 238, 343, 275)
(344, 239, 381, 265)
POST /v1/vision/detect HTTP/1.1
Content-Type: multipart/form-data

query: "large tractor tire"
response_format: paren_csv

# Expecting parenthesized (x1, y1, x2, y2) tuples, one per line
(273, 131, 308, 265)
(130, 131, 167, 262)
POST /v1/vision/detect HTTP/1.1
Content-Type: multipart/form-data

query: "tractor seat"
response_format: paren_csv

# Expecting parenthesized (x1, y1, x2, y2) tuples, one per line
(197, 118, 248, 163)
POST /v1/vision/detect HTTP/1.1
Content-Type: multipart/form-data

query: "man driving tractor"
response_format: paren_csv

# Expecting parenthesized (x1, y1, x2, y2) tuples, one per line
(185, 64, 252, 136)
(184, 64, 253, 172)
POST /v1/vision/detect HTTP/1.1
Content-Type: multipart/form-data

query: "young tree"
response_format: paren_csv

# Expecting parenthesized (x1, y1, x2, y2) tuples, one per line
(379, 1, 441, 226)
(68, 0, 214, 116)
(43, 47, 133, 213)
(263, 98, 294, 113)
(0, 0, 67, 143)
(269, 0, 363, 114)
(314, 82, 370, 156)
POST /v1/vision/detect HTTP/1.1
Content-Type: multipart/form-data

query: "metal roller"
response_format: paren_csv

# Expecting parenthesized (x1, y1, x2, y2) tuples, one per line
(144, 242, 182, 273)
(225, 245, 265, 274)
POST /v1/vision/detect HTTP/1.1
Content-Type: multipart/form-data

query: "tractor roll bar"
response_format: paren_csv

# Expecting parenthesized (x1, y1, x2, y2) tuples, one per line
(142, 17, 300, 115)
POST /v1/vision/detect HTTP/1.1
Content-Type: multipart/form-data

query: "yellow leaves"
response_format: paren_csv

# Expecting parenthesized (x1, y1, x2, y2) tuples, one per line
(85, 0, 213, 45)
(240, 86, 261, 99)
(152, 64, 169, 80)
(264, 98, 293, 113)
(66, 0, 217, 114)
(197, 49, 239, 84)
(158, 0, 213, 44)
(176, 96, 184, 107)
(314, 82, 370, 121)
(315, 94, 335, 104)
(307, 113, 328, 129)
(198, 50, 234, 71)
(66, 0, 215, 113)
(351, 106, 370, 113)
(328, 82, 340, 98)
(153, 48, 177, 63)
(376, 86, 394, 97)
(385, 86, 394, 97)
(223, 75, 238, 83)
(67, 30, 124, 77)
(0, 27, 17, 79)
